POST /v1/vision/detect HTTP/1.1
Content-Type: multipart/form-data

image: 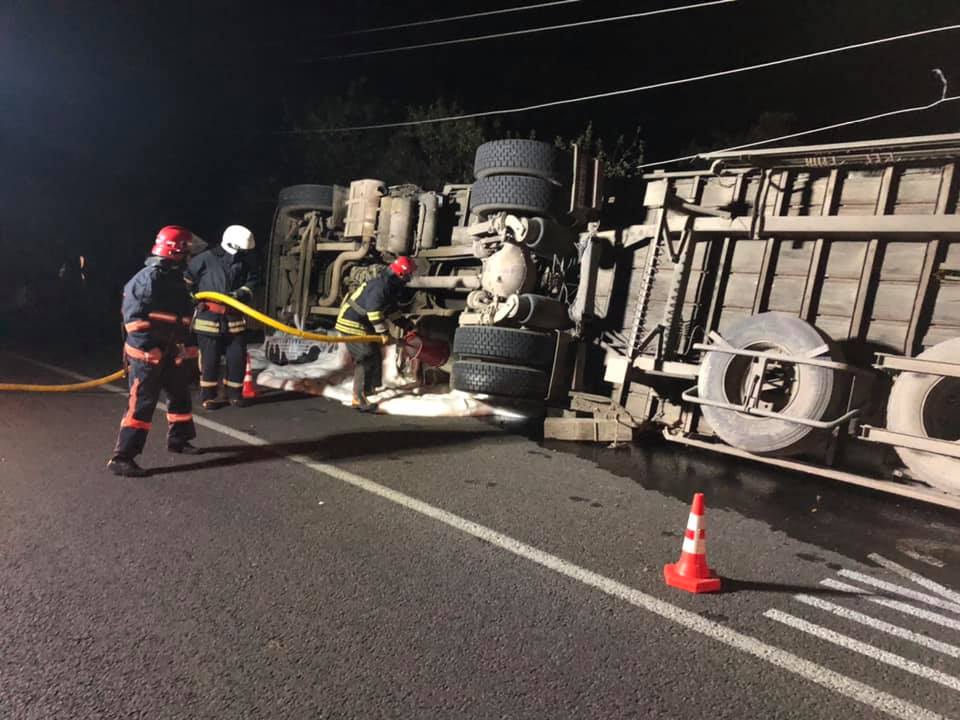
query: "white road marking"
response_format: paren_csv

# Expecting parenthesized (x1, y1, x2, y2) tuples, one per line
(902, 550, 946, 569)
(869, 553, 960, 607)
(838, 569, 960, 615)
(822, 579, 960, 632)
(7, 352, 949, 720)
(766, 609, 960, 692)
(794, 594, 960, 659)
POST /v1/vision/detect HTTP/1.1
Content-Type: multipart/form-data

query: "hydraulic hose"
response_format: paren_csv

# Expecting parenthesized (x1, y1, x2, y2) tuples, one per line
(194, 292, 388, 344)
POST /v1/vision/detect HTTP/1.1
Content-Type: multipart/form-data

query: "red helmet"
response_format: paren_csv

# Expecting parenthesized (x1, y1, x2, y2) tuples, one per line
(151, 225, 193, 261)
(389, 256, 416, 280)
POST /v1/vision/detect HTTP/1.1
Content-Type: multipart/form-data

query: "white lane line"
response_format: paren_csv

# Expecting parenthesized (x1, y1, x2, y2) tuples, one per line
(838, 569, 960, 615)
(8, 352, 947, 720)
(822, 579, 960, 633)
(766, 609, 960, 692)
(903, 550, 946, 570)
(794, 594, 960, 659)
(869, 553, 960, 607)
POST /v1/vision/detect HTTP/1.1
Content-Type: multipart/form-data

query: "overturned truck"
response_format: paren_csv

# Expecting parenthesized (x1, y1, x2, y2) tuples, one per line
(265, 134, 960, 507)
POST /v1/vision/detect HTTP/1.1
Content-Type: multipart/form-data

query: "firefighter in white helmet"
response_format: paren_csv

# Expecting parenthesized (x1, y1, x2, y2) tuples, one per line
(185, 225, 260, 409)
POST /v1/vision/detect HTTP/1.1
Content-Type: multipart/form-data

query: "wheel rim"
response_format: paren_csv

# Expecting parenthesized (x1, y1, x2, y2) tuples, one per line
(922, 376, 960, 441)
(723, 342, 798, 414)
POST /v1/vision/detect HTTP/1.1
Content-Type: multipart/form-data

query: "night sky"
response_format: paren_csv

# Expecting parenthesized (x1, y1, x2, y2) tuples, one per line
(2, 0, 958, 304)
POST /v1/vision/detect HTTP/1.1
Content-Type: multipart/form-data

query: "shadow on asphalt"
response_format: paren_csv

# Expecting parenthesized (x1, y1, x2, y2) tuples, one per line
(720, 578, 864, 596)
(143, 428, 498, 476)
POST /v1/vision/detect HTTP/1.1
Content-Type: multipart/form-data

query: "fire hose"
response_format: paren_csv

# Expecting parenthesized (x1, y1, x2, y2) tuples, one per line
(0, 291, 389, 392)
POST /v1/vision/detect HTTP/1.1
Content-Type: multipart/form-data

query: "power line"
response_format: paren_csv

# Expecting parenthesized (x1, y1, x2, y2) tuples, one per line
(638, 70, 957, 168)
(323, 0, 584, 38)
(311, 0, 735, 61)
(278, 24, 960, 134)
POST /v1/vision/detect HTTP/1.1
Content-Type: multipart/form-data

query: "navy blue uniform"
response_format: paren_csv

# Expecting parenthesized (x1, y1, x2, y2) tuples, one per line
(185, 247, 259, 402)
(114, 258, 198, 459)
(335, 272, 407, 402)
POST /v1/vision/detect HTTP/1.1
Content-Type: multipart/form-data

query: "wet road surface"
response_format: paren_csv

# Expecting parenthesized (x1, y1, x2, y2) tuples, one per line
(1, 350, 958, 719)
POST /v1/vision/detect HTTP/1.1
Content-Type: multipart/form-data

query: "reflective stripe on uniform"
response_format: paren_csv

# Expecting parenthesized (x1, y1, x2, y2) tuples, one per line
(200, 380, 219, 388)
(334, 322, 369, 336)
(227, 319, 246, 334)
(193, 319, 221, 334)
(124, 343, 163, 365)
(125, 320, 151, 333)
(121, 377, 152, 430)
(224, 380, 244, 388)
(148, 312, 179, 324)
(166, 412, 192, 423)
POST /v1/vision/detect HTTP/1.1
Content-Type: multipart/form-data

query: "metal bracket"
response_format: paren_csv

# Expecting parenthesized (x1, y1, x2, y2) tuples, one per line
(873, 353, 960, 379)
(859, 425, 960, 459)
(680, 386, 861, 430)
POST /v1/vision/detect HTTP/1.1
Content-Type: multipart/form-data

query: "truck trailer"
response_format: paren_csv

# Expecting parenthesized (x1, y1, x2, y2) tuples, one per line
(264, 134, 960, 507)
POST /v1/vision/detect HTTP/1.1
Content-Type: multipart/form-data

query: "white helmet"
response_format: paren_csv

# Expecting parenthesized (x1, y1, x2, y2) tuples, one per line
(221, 225, 255, 255)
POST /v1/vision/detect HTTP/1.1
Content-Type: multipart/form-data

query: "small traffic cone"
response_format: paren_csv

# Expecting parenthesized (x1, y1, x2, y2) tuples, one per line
(242, 354, 257, 400)
(664, 492, 722, 593)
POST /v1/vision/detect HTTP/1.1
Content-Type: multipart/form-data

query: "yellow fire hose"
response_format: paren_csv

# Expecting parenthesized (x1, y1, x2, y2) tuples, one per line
(0, 292, 387, 392)
(0, 369, 127, 392)
(193, 292, 388, 345)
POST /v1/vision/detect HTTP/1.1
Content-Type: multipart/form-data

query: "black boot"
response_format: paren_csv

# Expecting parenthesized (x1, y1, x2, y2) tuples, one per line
(168, 442, 203, 455)
(107, 456, 148, 477)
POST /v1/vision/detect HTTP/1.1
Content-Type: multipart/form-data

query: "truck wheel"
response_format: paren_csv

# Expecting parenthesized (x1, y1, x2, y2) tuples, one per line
(277, 184, 334, 212)
(470, 175, 558, 218)
(451, 360, 548, 399)
(698, 313, 841, 457)
(474, 139, 567, 185)
(886, 337, 960, 493)
(453, 326, 556, 370)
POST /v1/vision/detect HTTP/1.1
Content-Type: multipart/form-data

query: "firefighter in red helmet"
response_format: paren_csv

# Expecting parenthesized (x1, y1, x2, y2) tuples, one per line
(335, 256, 416, 412)
(107, 226, 201, 477)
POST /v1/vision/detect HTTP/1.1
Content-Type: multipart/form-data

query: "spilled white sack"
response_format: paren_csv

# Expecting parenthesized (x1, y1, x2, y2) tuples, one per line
(252, 341, 533, 420)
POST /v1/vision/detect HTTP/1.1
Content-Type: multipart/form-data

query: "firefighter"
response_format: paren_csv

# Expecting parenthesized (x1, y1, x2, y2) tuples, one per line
(335, 256, 416, 412)
(185, 225, 260, 409)
(107, 226, 201, 478)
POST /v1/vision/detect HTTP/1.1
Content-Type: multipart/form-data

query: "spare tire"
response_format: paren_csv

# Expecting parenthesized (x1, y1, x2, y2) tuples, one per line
(698, 313, 841, 457)
(451, 360, 548, 399)
(453, 326, 556, 370)
(470, 175, 559, 218)
(886, 337, 960, 493)
(474, 139, 567, 185)
(277, 184, 334, 211)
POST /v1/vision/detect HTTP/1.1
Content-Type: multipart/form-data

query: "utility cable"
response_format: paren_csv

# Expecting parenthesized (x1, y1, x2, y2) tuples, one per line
(311, 0, 735, 61)
(638, 70, 958, 168)
(324, 0, 583, 38)
(279, 24, 960, 134)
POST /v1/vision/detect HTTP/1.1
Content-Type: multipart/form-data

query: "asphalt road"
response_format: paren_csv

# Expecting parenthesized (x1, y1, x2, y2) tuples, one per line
(1, 349, 959, 719)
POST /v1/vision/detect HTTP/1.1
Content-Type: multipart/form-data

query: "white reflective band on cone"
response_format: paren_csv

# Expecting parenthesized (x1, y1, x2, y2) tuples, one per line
(686, 513, 705, 531)
(682, 538, 707, 555)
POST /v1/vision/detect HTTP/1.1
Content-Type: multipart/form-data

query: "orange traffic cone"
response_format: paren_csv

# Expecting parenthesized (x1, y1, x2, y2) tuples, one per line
(242, 354, 257, 400)
(664, 492, 722, 593)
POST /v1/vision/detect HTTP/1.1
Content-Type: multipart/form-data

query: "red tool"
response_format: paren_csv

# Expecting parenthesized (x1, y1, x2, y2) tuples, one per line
(664, 492, 722, 593)
(401, 331, 449, 368)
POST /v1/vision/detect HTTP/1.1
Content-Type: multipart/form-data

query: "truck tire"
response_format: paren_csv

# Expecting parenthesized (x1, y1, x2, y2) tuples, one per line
(886, 337, 960, 493)
(451, 360, 548, 399)
(453, 326, 556, 370)
(474, 139, 567, 185)
(698, 313, 841, 457)
(277, 184, 334, 211)
(470, 175, 558, 218)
